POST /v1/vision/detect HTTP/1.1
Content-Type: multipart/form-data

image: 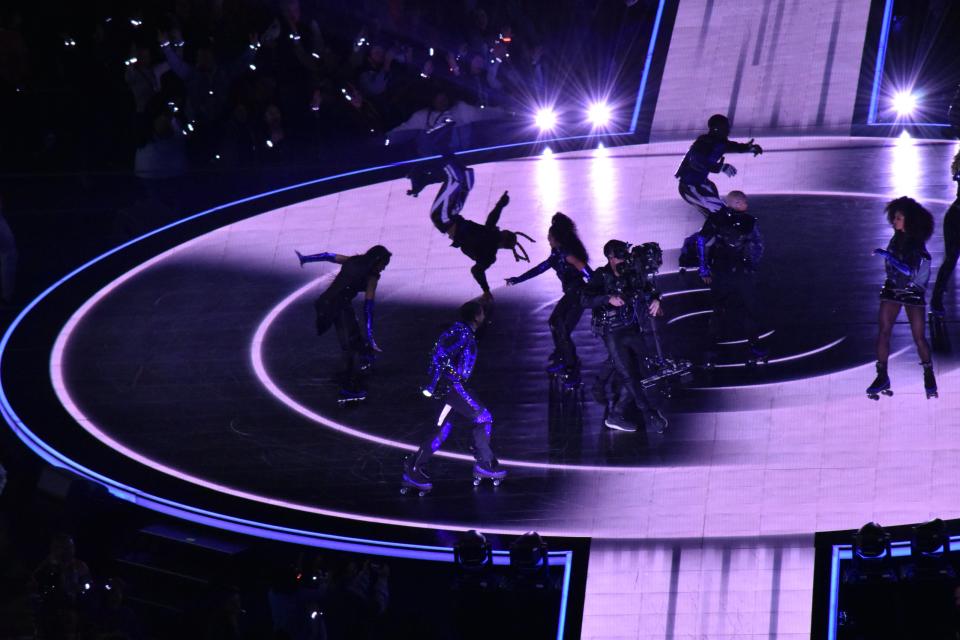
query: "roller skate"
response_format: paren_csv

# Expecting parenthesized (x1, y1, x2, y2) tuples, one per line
(472, 459, 506, 487)
(929, 307, 950, 353)
(865, 362, 893, 400)
(337, 387, 367, 406)
(922, 361, 938, 399)
(400, 455, 433, 496)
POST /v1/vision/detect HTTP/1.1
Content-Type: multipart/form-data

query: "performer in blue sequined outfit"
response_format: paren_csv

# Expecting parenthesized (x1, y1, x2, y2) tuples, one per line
(403, 300, 505, 491)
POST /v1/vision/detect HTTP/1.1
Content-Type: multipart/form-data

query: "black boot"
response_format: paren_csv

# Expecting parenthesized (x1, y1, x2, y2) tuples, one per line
(402, 449, 433, 489)
(866, 361, 891, 397)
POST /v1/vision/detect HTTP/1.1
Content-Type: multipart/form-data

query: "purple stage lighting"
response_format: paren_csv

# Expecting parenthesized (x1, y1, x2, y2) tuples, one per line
(587, 101, 612, 127)
(892, 91, 917, 117)
(534, 107, 558, 131)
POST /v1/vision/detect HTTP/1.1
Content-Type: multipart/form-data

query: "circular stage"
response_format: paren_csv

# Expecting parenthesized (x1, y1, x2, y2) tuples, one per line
(5, 137, 960, 540)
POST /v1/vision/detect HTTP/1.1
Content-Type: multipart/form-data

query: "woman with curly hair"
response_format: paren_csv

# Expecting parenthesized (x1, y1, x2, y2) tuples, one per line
(867, 196, 937, 399)
(506, 212, 592, 386)
(930, 149, 960, 318)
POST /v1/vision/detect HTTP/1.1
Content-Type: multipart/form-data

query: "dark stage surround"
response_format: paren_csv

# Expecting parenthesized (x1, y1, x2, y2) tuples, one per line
(7, 137, 960, 540)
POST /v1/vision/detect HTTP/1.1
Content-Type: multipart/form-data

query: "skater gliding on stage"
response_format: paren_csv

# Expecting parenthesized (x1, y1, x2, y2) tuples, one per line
(296, 245, 392, 403)
(506, 212, 592, 385)
(444, 190, 535, 298)
(867, 197, 938, 399)
(676, 114, 763, 217)
(402, 300, 506, 495)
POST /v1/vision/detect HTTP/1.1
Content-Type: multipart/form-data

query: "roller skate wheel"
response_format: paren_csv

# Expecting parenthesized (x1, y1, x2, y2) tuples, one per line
(418, 490, 428, 497)
(883, 389, 893, 397)
(867, 394, 879, 401)
(400, 486, 410, 495)
(472, 477, 481, 487)
(492, 479, 502, 487)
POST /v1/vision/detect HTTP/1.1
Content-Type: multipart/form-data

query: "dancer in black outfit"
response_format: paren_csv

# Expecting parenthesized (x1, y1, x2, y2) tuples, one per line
(866, 197, 938, 399)
(676, 114, 763, 217)
(506, 213, 592, 385)
(445, 190, 535, 298)
(695, 191, 767, 362)
(402, 300, 506, 495)
(295, 245, 392, 402)
(930, 150, 960, 319)
(582, 240, 668, 433)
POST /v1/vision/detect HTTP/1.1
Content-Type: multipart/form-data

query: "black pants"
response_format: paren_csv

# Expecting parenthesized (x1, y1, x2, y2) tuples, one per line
(315, 299, 366, 390)
(678, 179, 724, 217)
(931, 201, 960, 311)
(709, 269, 760, 342)
(602, 328, 656, 418)
(549, 290, 585, 369)
(414, 380, 495, 466)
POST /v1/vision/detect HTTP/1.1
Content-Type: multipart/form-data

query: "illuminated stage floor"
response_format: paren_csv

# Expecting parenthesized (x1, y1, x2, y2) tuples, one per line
(8, 136, 960, 637)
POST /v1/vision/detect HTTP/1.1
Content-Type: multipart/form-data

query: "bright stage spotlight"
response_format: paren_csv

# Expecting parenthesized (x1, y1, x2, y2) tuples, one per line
(534, 107, 558, 131)
(892, 91, 917, 117)
(587, 101, 612, 127)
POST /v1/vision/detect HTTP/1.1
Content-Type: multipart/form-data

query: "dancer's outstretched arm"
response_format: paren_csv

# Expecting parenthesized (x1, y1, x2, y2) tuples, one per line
(295, 251, 349, 266)
(505, 257, 550, 285)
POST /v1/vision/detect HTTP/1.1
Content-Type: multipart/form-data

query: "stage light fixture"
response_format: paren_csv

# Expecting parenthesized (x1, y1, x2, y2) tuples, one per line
(587, 101, 612, 127)
(854, 522, 890, 559)
(454, 529, 492, 568)
(892, 91, 917, 117)
(510, 531, 548, 569)
(534, 107, 558, 131)
(912, 518, 947, 556)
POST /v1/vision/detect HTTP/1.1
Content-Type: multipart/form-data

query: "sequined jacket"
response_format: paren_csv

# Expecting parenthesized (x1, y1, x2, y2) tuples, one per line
(428, 321, 478, 383)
